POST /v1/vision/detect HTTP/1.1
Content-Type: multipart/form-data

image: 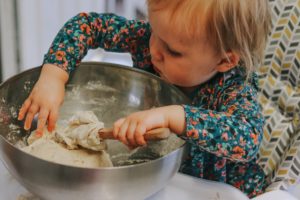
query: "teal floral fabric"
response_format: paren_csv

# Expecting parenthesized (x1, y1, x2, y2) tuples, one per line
(43, 13, 266, 198)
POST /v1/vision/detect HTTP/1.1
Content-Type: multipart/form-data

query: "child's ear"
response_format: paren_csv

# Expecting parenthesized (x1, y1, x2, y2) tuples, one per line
(215, 52, 240, 73)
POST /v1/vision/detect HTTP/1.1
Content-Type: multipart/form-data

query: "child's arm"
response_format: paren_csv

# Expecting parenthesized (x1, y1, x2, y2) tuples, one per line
(43, 12, 151, 72)
(113, 105, 186, 146)
(18, 64, 68, 133)
(181, 77, 264, 162)
(114, 75, 264, 162)
(19, 13, 150, 133)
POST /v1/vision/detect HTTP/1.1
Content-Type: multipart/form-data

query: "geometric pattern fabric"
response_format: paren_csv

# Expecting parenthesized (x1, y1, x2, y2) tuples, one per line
(258, 0, 300, 191)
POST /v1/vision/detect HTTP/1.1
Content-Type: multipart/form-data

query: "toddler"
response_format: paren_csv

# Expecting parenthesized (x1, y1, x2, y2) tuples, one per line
(18, 0, 271, 197)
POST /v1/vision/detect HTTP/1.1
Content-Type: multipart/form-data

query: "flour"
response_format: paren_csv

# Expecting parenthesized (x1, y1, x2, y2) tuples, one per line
(85, 81, 117, 92)
(22, 135, 112, 168)
(17, 193, 40, 200)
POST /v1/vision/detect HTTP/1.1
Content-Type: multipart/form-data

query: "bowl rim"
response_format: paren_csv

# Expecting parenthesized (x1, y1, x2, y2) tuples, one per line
(0, 61, 191, 104)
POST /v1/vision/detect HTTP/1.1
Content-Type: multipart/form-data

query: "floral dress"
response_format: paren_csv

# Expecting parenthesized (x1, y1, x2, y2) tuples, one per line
(43, 13, 267, 198)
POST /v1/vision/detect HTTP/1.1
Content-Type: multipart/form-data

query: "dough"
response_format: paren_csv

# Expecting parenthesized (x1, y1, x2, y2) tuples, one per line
(55, 111, 107, 151)
(22, 135, 112, 168)
(21, 111, 113, 168)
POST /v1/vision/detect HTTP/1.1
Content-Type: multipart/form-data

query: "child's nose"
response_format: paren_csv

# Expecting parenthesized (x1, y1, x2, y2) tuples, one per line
(150, 45, 164, 63)
(150, 35, 164, 63)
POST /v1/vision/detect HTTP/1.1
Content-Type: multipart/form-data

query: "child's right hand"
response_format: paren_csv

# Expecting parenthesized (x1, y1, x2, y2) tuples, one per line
(18, 64, 69, 134)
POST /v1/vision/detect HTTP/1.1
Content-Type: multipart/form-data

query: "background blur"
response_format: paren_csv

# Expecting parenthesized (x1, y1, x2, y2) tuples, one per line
(0, 0, 147, 81)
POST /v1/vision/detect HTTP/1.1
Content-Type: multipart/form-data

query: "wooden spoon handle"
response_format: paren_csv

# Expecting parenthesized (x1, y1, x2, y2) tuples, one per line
(98, 127, 171, 141)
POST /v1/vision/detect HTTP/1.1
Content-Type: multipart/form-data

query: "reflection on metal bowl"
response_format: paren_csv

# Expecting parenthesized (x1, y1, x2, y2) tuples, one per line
(0, 62, 190, 200)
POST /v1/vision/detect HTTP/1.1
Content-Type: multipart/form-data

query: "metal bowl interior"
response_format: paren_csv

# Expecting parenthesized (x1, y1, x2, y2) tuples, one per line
(0, 62, 190, 200)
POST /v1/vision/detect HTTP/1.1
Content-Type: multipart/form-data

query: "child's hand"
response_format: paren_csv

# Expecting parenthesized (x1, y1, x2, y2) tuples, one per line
(18, 64, 69, 134)
(113, 105, 186, 148)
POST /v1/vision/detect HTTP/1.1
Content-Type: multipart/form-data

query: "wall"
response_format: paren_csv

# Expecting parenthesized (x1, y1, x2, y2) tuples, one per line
(0, 0, 147, 80)
(16, 0, 106, 70)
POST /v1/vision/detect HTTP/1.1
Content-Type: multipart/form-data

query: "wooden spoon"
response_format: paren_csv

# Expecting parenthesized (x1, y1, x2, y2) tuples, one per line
(98, 127, 171, 141)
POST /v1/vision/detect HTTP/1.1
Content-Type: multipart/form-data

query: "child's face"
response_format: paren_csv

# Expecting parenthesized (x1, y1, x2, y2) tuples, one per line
(148, 9, 224, 88)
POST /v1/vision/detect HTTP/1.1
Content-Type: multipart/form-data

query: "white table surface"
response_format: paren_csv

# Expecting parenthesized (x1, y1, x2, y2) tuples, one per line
(0, 160, 298, 200)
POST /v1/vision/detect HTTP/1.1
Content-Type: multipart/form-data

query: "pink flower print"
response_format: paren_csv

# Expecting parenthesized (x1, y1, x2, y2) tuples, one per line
(138, 62, 144, 68)
(130, 43, 137, 53)
(202, 114, 208, 120)
(62, 61, 68, 71)
(227, 105, 236, 114)
(216, 144, 225, 156)
(80, 24, 91, 35)
(250, 133, 258, 145)
(66, 29, 73, 35)
(232, 146, 245, 159)
(79, 34, 86, 42)
(137, 28, 145, 37)
(241, 117, 248, 124)
(143, 48, 150, 55)
(78, 43, 85, 54)
(233, 180, 245, 189)
(191, 119, 198, 126)
(187, 129, 199, 139)
(120, 28, 129, 34)
(238, 166, 246, 174)
(221, 132, 228, 141)
(58, 43, 65, 48)
(55, 51, 66, 61)
(87, 37, 93, 46)
(196, 162, 202, 168)
(109, 18, 115, 23)
(113, 34, 120, 43)
(215, 159, 226, 169)
(79, 13, 88, 17)
(202, 129, 208, 137)
(93, 19, 102, 30)
(215, 114, 221, 120)
(239, 137, 246, 146)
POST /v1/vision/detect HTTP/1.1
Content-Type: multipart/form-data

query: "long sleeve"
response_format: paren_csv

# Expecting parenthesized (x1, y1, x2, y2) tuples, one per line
(43, 13, 151, 73)
(181, 71, 264, 162)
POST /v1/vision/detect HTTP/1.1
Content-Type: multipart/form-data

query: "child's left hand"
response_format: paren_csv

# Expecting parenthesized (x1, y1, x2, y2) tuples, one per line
(113, 105, 186, 148)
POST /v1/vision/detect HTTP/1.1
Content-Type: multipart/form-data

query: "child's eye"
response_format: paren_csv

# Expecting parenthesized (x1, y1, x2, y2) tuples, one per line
(166, 47, 182, 57)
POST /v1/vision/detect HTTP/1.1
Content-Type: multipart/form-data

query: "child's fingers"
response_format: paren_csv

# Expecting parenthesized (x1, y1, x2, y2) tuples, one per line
(117, 121, 129, 146)
(135, 124, 147, 146)
(126, 122, 138, 147)
(113, 118, 125, 138)
(36, 109, 49, 134)
(18, 98, 32, 120)
(48, 109, 58, 132)
(24, 104, 39, 130)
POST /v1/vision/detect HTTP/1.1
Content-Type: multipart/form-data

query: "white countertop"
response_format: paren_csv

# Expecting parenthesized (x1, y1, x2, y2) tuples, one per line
(0, 160, 298, 200)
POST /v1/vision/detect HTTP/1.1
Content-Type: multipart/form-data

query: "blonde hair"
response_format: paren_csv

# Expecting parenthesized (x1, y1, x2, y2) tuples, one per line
(147, 0, 271, 75)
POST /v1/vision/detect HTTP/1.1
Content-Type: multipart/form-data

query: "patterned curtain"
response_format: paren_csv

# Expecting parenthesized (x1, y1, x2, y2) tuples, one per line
(258, 0, 300, 191)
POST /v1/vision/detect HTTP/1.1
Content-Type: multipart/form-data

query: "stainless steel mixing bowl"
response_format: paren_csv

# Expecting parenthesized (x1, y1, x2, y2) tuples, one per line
(0, 62, 190, 200)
